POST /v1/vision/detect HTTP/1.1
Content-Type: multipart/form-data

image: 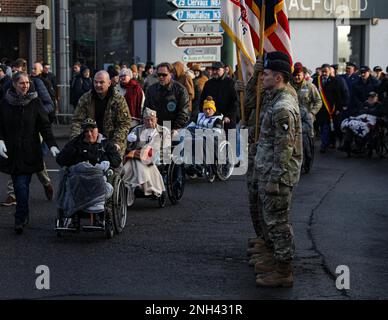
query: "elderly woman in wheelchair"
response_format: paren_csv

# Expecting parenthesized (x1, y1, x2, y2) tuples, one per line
(185, 96, 234, 182)
(122, 107, 172, 207)
(55, 118, 126, 239)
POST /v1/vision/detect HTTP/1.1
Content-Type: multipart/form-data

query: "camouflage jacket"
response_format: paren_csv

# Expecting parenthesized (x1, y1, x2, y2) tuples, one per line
(292, 80, 322, 137)
(70, 88, 131, 155)
(292, 80, 322, 116)
(255, 87, 303, 186)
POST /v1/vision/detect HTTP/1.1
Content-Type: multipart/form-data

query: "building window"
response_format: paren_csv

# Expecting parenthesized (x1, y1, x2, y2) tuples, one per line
(337, 25, 365, 70)
(69, 0, 133, 71)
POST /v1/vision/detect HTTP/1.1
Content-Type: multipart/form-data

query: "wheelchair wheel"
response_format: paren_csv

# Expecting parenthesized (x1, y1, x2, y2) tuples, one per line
(216, 140, 234, 181)
(112, 174, 127, 234)
(205, 165, 216, 183)
(167, 162, 186, 205)
(104, 198, 114, 239)
(158, 191, 167, 208)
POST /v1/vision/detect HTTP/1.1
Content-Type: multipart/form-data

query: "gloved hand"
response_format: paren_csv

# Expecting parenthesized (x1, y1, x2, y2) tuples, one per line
(0, 140, 8, 159)
(265, 182, 280, 195)
(50, 146, 60, 157)
(234, 80, 246, 93)
(95, 161, 110, 171)
(254, 57, 264, 74)
(127, 132, 137, 143)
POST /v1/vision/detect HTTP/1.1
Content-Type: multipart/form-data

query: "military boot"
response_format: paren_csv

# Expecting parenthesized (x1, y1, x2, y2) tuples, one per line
(247, 241, 267, 256)
(248, 237, 265, 248)
(254, 254, 276, 274)
(256, 261, 293, 288)
(248, 251, 273, 266)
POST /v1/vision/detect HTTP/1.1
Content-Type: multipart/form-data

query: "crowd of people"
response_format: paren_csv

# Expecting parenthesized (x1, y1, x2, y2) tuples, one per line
(1, 53, 388, 289)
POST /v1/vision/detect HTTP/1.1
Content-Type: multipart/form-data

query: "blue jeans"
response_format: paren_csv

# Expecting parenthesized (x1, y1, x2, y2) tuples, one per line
(11, 175, 32, 225)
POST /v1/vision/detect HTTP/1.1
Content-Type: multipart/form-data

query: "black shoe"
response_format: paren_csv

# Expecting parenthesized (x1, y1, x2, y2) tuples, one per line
(14, 224, 24, 235)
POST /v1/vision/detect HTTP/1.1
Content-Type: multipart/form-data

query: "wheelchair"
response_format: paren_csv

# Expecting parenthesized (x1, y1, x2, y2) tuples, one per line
(55, 167, 127, 239)
(341, 117, 388, 158)
(184, 128, 234, 183)
(126, 126, 186, 207)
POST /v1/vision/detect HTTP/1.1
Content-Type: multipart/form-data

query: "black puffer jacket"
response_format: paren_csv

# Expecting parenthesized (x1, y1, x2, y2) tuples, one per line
(0, 88, 57, 175)
(199, 74, 238, 129)
(144, 80, 189, 130)
(56, 134, 122, 169)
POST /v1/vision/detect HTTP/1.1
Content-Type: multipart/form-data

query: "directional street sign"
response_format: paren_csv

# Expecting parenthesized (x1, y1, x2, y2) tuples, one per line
(168, 0, 221, 8)
(168, 9, 221, 21)
(178, 22, 223, 35)
(183, 47, 218, 55)
(173, 36, 223, 47)
(183, 54, 218, 62)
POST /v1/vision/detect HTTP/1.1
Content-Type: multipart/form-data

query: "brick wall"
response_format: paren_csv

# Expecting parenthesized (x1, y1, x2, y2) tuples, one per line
(0, 0, 47, 62)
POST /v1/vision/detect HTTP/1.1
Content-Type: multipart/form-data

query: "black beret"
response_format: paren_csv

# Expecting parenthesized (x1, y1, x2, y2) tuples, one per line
(264, 59, 291, 75)
(264, 51, 291, 64)
(321, 63, 331, 69)
(346, 62, 357, 68)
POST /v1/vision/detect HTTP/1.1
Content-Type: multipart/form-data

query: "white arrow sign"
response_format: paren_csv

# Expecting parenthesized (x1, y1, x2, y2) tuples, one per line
(183, 54, 218, 62)
(178, 22, 224, 34)
(183, 47, 218, 55)
(168, 0, 221, 8)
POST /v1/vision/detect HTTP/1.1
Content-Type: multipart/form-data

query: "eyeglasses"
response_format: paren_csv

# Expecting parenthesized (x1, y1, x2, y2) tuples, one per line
(157, 73, 169, 78)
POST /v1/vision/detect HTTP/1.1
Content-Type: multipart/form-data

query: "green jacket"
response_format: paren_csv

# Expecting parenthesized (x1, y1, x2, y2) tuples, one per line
(71, 88, 131, 155)
(255, 87, 303, 186)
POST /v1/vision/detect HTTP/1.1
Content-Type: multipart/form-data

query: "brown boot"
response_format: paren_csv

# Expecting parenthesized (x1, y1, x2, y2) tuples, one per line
(254, 254, 276, 274)
(248, 237, 265, 248)
(247, 241, 268, 256)
(256, 262, 293, 288)
(248, 251, 272, 266)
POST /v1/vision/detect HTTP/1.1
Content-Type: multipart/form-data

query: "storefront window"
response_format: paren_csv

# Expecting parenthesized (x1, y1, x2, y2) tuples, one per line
(69, 0, 133, 71)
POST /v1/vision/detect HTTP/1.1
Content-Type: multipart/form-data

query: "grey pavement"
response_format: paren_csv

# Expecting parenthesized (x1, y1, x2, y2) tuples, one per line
(0, 140, 387, 299)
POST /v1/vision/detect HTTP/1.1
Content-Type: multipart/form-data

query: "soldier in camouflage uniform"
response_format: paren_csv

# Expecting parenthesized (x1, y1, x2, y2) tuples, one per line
(291, 62, 322, 138)
(239, 53, 298, 266)
(71, 71, 131, 157)
(252, 52, 303, 287)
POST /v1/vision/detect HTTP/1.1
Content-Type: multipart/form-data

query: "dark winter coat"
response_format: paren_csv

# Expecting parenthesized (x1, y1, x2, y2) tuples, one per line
(352, 76, 381, 114)
(0, 76, 12, 100)
(200, 74, 238, 129)
(71, 74, 93, 107)
(144, 80, 190, 130)
(313, 76, 343, 124)
(56, 133, 122, 169)
(0, 88, 57, 175)
(31, 77, 55, 114)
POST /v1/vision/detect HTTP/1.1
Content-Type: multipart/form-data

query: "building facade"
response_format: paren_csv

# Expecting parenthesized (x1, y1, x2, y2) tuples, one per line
(0, 0, 46, 65)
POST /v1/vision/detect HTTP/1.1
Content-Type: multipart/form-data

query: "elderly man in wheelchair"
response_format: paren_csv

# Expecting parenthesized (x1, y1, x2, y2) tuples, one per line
(123, 107, 172, 207)
(55, 118, 126, 238)
(185, 96, 234, 182)
(339, 92, 388, 157)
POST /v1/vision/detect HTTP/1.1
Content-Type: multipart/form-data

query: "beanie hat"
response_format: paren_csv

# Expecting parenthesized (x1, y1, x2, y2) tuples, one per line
(293, 62, 304, 75)
(203, 96, 216, 112)
(143, 107, 157, 118)
(119, 68, 133, 78)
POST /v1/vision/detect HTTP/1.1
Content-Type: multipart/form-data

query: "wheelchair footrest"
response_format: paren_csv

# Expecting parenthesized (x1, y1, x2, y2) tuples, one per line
(55, 227, 78, 232)
(82, 225, 105, 232)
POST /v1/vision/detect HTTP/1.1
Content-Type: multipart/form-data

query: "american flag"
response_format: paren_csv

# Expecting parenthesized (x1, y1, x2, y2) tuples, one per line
(222, 0, 293, 75)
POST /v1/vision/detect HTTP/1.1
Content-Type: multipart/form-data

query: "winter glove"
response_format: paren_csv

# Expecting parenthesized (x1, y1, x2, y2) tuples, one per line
(95, 161, 110, 172)
(0, 140, 8, 159)
(50, 146, 60, 158)
(127, 132, 137, 143)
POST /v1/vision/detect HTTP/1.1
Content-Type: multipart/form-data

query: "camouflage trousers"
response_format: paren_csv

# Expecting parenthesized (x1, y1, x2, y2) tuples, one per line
(246, 143, 264, 239)
(258, 182, 295, 263)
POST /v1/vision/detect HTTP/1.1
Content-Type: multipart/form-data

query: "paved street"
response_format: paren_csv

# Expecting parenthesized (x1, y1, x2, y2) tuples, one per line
(0, 128, 388, 299)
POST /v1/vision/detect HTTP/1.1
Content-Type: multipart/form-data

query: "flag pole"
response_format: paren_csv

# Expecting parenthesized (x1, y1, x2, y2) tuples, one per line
(236, 47, 245, 122)
(255, 0, 266, 142)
